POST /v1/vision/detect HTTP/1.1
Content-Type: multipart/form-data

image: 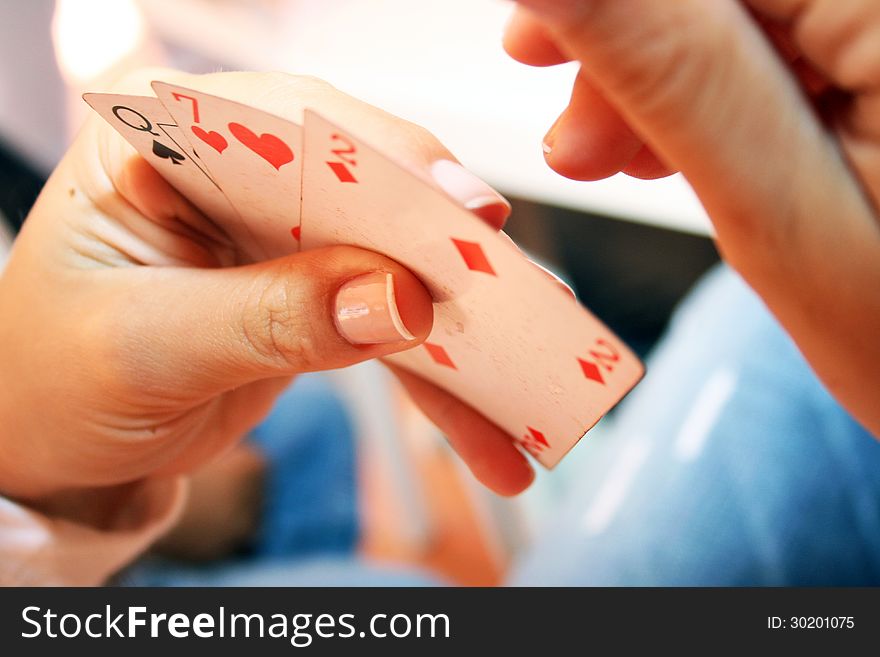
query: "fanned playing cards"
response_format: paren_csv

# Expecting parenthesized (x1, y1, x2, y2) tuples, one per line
(84, 81, 644, 468)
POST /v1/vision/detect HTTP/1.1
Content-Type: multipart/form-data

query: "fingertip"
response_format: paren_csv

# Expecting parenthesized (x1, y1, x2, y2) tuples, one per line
(389, 265, 434, 343)
(542, 76, 644, 181)
(485, 457, 536, 497)
(543, 116, 640, 181)
(466, 197, 511, 230)
(459, 434, 536, 497)
(390, 365, 536, 497)
(430, 159, 511, 230)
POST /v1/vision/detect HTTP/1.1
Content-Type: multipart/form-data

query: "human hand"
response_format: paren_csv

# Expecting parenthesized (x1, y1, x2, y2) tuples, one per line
(0, 69, 534, 507)
(504, 0, 880, 438)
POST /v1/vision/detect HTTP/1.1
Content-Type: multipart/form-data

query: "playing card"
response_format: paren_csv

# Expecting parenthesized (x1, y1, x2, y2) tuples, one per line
(85, 86, 645, 468)
(82, 92, 262, 260)
(151, 82, 304, 259)
(300, 110, 644, 468)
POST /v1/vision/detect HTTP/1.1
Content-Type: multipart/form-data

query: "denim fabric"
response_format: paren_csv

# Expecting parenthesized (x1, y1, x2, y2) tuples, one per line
(510, 265, 880, 585)
(124, 374, 362, 586)
(249, 374, 359, 559)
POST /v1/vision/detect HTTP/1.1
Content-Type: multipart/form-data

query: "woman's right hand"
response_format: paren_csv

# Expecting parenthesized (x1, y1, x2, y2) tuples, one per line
(504, 0, 880, 439)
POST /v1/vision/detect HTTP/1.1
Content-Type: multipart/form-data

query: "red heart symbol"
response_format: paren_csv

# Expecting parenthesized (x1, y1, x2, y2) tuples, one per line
(228, 122, 293, 170)
(190, 125, 228, 153)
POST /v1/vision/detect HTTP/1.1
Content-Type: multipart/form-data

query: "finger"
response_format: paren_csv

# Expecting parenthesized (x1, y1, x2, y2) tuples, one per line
(82, 68, 509, 243)
(98, 245, 434, 397)
(503, 5, 573, 66)
(124, 375, 293, 483)
(429, 160, 511, 230)
(543, 70, 644, 180)
(754, 12, 832, 96)
(514, 0, 867, 253)
(620, 143, 678, 179)
(151, 375, 293, 479)
(146, 69, 511, 229)
(516, 0, 880, 437)
(389, 365, 535, 496)
(747, 1, 880, 142)
(111, 156, 239, 267)
(749, 0, 880, 93)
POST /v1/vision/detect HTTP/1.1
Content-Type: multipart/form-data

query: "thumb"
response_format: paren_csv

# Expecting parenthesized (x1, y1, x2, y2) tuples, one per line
(104, 245, 433, 395)
(518, 1, 880, 442)
(516, 0, 864, 261)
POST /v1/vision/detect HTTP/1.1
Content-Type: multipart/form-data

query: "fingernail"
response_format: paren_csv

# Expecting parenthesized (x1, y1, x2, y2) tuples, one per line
(543, 115, 562, 156)
(335, 272, 415, 345)
(431, 159, 511, 228)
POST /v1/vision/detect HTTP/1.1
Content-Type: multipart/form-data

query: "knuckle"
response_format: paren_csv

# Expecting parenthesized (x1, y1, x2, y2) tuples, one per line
(240, 266, 322, 372)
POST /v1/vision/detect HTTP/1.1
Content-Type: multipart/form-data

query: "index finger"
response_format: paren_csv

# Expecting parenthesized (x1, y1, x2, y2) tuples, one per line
(389, 364, 535, 497)
(158, 70, 512, 228)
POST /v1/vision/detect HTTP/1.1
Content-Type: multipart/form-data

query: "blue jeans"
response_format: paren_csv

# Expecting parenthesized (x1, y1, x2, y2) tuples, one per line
(123, 374, 365, 586)
(511, 265, 880, 585)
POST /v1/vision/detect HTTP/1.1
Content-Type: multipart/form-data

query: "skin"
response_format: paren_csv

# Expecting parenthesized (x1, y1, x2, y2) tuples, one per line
(506, 0, 880, 441)
(5, 0, 879, 531)
(0, 69, 534, 523)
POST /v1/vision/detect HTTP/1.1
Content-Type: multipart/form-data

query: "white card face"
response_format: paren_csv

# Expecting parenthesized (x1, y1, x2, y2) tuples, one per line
(300, 110, 644, 468)
(151, 81, 304, 260)
(82, 92, 261, 257)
